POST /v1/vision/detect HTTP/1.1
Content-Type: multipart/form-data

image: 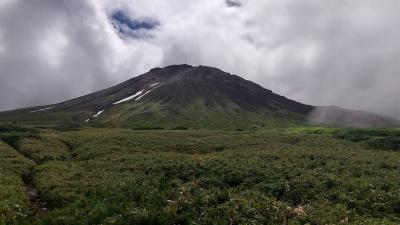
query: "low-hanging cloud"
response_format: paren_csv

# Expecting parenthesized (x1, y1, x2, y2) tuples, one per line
(0, 0, 399, 119)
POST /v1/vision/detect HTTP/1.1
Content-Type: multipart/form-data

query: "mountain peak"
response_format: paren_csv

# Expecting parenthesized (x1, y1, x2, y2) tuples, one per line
(150, 64, 193, 72)
(0, 65, 397, 129)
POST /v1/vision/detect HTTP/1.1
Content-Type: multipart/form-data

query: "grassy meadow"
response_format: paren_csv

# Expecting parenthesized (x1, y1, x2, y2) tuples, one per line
(1, 125, 400, 224)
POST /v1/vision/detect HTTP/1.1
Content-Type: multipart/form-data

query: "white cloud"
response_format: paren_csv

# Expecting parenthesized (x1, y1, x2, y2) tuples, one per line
(39, 29, 69, 67)
(0, 0, 400, 119)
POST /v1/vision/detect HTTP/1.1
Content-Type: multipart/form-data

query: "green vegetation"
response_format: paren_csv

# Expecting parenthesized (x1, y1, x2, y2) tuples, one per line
(0, 141, 35, 225)
(0, 125, 39, 148)
(17, 134, 70, 163)
(1, 125, 400, 224)
(286, 126, 400, 151)
(92, 99, 305, 130)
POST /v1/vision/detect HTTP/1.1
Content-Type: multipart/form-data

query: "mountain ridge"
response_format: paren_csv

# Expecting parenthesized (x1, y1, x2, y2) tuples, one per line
(0, 64, 397, 129)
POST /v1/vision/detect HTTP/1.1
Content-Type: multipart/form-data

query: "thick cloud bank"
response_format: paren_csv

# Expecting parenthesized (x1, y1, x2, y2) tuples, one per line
(0, 0, 399, 119)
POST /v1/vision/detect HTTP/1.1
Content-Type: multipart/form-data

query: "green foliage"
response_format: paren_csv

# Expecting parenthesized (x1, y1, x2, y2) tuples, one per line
(172, 126, 188, 130)
(95, 99, 305, 130)
(28, 129, 400, 224)
(335, 128, 400, 141)
(0, 141, 35, 224)
(132, 126, 165, 130)
(335, 129, 400, 151)
(287, 127, 400, 152)
(368, 136, 400, 151)
(0, 125, 36, 133)
(17, 134, 70, 163)
(55, 116, 84, 131)
(1, 127, 400, 224)
(0, 125, 39, 148)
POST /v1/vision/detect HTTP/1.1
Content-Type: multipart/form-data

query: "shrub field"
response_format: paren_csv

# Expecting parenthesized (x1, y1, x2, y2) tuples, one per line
(1, 126, 400, 224)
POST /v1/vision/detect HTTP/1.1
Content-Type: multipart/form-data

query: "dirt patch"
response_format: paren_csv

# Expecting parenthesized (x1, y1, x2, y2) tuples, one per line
(23, 175, 48, 216)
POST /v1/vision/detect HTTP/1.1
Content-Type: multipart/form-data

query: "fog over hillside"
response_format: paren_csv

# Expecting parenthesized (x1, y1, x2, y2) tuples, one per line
(0, 0, 399, 119)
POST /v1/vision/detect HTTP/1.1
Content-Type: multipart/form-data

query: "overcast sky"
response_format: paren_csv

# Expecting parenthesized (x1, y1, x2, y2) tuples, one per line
(0, 0, 399, 119)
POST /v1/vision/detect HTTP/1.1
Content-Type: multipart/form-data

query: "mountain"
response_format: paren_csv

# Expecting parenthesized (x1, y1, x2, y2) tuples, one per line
(308, 105, 399, 128)
(0, 65, 397, 129)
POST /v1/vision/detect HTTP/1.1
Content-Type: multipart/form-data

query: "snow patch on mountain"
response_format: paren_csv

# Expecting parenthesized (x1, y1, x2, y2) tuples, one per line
(149, 82, 159, 87)
(113, 91, 143, 105)
(135, 90, 152, 101)
(92, 110, 104, 118)
(30, 106, 54, 113)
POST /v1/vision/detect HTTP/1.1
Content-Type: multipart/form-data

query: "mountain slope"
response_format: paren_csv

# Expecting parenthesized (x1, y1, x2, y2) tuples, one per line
(0, 65, 397, 129)
(308, 106, 399, 128)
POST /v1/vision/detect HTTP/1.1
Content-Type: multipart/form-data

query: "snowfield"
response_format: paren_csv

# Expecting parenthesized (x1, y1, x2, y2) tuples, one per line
(113, 91, 143, 105)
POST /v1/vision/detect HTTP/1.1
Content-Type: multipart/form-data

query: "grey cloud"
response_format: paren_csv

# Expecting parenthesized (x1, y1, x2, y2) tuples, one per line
(226, 0, 241, 7)
(0, 0, 399, 120)
(0, 0, 114, 110)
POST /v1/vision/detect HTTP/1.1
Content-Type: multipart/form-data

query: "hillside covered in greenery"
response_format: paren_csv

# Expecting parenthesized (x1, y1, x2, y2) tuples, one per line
(1, 125, 400, 225)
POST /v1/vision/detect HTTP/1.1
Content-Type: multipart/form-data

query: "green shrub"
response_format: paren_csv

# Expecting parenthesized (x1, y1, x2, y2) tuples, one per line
(368, 137, 400, 151)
